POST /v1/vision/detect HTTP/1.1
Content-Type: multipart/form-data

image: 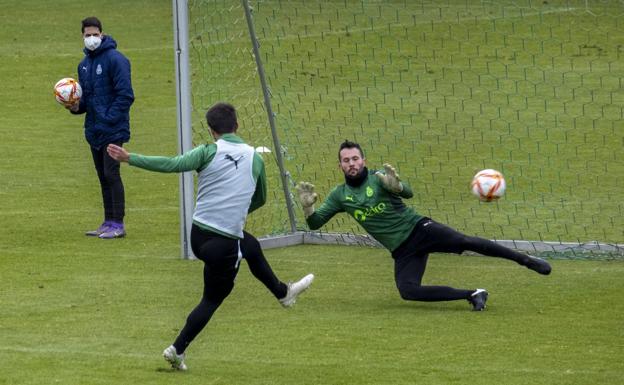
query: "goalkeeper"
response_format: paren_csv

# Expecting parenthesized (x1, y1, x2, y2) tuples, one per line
(107, 102, 314, 371)
(296, 140, 551, 311)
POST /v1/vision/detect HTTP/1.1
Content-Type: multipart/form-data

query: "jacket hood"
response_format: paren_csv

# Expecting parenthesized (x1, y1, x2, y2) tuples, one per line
(83, 35, 118, 57)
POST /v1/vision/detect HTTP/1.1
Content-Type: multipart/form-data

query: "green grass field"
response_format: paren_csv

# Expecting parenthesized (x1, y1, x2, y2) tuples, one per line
(2, 246, 623, 385)
(1, 1, 623, 384)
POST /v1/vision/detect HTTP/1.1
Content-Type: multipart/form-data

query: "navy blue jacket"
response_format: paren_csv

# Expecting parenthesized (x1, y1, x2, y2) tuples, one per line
(73, 35, 134, 149)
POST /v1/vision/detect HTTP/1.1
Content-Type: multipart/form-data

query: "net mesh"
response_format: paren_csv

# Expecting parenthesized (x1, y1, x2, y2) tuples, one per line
(187, 0, 623, 256)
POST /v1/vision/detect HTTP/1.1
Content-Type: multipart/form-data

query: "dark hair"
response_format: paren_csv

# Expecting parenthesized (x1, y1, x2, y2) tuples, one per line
(81, 17, 102, 33)
(338, 140, 364, 160)
(205, 102, 238, 134)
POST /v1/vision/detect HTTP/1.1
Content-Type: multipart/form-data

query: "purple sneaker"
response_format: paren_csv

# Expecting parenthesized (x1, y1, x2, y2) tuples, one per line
(86, 221, 112, 237)
(99, 222, 126, 239)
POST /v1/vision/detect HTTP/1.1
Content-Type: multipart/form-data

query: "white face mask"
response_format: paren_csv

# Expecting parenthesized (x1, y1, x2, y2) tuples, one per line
(84, 35, 102, 51)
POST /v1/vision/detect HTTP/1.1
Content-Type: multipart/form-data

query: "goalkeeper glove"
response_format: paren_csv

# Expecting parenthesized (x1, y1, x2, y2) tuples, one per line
(376, 163, 403, 193)
(295, 181, 318, 218)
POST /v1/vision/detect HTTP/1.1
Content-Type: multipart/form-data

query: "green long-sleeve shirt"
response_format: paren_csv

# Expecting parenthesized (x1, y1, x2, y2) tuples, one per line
(128, 134, 266, 238)
(306, 170, 423, 251)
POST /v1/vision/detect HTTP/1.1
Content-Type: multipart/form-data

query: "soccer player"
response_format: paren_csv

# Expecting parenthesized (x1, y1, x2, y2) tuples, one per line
(295, 140, 551, 311)
(66, 16, 134, 239)
(107, 103, 314, 371)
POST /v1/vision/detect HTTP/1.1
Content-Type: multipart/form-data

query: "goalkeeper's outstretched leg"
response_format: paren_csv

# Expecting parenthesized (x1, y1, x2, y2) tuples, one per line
(415, 219, 552, 275)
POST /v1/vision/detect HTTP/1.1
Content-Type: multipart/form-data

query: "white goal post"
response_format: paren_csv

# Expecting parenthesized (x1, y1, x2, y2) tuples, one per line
(171, 0, 299, 259)
(172, 0, 195, 259)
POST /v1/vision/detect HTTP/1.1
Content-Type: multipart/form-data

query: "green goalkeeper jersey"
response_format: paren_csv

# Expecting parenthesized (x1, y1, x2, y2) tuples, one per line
(306, 170, 424, 252)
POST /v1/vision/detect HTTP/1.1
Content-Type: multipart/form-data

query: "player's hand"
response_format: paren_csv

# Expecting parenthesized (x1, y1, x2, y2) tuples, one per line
(295, 181, 318, 218)
(64, 101, 80, 112)
(106, 144, 130, 163)
(376, 163, 403, 193)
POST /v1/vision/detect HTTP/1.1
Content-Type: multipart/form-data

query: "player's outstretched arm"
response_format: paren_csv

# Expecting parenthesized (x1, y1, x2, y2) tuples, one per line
(376, 163, 403, 193)
(295, 181, 318, 218)
(107, 144, 130, 163)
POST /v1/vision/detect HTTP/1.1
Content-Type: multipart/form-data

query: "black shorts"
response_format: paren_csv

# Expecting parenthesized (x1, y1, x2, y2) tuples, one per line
(391, 218, 468, 260)
(191, 224, 242, 302)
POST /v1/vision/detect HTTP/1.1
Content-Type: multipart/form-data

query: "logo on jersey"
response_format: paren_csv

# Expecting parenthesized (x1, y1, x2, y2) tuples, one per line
(353, 202, 386, 222)
(345, 195, 354, 202)
(366, 186, 374, 197)
(225, 154, 243, 169)
(96, 64, 102, 75)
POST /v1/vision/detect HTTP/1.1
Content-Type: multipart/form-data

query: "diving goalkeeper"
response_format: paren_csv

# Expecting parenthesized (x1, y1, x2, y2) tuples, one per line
(296, 140, 551, 311)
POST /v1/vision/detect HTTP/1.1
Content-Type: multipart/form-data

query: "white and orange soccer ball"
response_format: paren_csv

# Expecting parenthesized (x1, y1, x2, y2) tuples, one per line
(471, 169, 506, 202)
(54, 78, 82, 106)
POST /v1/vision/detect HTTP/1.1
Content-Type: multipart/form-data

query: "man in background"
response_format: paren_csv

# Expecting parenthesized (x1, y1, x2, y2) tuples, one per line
(67, 16, 134, 239)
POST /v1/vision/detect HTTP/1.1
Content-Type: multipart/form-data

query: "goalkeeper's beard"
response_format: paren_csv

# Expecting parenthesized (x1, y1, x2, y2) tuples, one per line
(344, 167, 368, 187)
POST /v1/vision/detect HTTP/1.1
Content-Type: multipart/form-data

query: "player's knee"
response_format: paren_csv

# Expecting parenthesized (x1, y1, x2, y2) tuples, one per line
(204, 283, 234, 303)
(102, 170, 121, 185)
(454, 234, 477, 252)
(397, 282, 421, 300)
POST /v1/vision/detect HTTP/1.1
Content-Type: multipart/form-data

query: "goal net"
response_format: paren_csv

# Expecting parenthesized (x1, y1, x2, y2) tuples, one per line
(182, 0, 623, 258)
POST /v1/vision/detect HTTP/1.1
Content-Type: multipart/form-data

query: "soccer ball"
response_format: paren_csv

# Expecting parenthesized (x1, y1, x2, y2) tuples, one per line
(471, 169, 506, 202)
(53, 78, 82, 105)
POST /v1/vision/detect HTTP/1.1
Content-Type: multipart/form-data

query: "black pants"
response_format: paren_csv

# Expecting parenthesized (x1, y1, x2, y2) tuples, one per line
(173, 225, 288, 353)
(90, 143, 125, 222)
(391, 218, 529, 302)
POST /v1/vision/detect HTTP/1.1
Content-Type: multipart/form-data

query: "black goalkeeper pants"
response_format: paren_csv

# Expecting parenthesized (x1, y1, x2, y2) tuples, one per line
(391, 218, 530, 302)
(173, 225, 288, 354)
(90, 143, 125, 223)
